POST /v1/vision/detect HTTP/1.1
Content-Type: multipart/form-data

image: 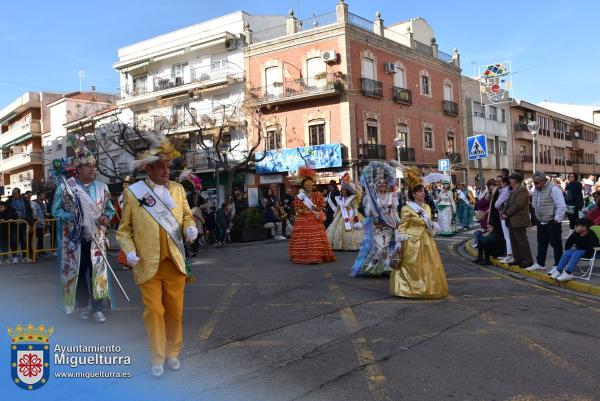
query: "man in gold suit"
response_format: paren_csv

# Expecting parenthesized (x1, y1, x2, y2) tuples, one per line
(116, 137, 197, 377)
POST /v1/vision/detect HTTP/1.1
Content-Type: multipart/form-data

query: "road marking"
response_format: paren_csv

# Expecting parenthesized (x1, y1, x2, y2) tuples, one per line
(446, 276, 502, 281)
(266, 301, 333, 307)
(512, 334, 574, 371)
(323, 271, 391, 401)
(190, 282, 313, 287)
(197, 282, 241, 341)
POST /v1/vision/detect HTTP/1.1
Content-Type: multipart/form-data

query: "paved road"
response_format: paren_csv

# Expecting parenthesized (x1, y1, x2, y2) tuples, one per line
(1, 233, 600, 401)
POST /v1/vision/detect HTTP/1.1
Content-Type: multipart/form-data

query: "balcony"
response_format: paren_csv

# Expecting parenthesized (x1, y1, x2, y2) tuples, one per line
(361, 78, 383, 98)
(572, 138, 588, 150)
(251, 74, 340, 106)
(0, 120, 42, 149)
(443, 101, 459, 116)
(514, 123, 529, 131)
(445, 152, 461, 163)
(0, 151, 43, 173)
(186, 148, 218, 170)
(360, 143, 386, 160)
(392, 87, 412, 105)
(396, 147, 415, 162)
(118, 67, 242, 107)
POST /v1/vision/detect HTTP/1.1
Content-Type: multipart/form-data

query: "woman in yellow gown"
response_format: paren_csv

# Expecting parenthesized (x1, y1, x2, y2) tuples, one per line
(390, 174, 448, 299)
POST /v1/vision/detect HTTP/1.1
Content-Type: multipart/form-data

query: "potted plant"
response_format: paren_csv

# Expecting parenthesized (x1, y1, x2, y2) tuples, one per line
(314, 71, 328, 80)
(231, 208, 269, 243)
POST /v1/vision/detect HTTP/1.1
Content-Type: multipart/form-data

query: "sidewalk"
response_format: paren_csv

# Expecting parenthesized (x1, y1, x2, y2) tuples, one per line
(464, 223, 600, 297)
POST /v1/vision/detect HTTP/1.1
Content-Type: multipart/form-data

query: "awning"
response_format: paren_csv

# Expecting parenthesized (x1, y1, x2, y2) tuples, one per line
(1, 133, 32, 149)
(119, 60, 149, 73)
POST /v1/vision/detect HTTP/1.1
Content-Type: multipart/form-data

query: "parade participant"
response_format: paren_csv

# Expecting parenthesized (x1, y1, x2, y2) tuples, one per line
(435, 177, 456, 236)
(326, 173, 364, 251)
(324, 180, 341, 228)
(51, 137, 115, 322)
(351, 161, 401, 277)
(390, 167, 448, 299)
(116, 135, 197, 377)
(456, 183, 474, 230)
(288, 166, 335, 264)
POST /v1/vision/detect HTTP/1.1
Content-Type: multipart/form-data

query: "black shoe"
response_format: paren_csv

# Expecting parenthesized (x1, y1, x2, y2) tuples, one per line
(477, 260, 491, 266)
(472, 258, 483, 263)
(508, 261, 521, 266)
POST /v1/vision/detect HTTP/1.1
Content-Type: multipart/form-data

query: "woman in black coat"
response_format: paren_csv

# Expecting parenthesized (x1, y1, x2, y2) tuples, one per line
(565, 173, 584, 231)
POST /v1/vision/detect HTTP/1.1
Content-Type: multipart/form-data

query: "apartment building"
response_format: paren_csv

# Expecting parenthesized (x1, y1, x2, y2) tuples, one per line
(113, 11, 286, 199)
(461, 76, 512, 182)
(511, 100, 600, 177)
(43, 91, 117, 182)
(0, 91, 61, 195)
(244, 1, 463, 195)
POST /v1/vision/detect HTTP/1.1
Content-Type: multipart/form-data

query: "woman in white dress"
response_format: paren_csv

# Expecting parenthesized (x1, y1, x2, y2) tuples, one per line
(436, 178, 456, 236)
(327, 174, 364, 251)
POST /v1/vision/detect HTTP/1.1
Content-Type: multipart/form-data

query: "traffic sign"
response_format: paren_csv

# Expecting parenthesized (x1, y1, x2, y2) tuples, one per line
(467, 134, 488, 161)
(438, 159, 450, 172)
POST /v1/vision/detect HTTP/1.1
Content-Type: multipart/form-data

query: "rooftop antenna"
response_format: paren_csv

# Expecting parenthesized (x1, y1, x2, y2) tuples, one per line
(78, 70, 86, 92)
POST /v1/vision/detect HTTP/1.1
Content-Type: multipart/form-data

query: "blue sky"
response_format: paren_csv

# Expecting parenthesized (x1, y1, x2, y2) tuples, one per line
(1, 0, 599, 107)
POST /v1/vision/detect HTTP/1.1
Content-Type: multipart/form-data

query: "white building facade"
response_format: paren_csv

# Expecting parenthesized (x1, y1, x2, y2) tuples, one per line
(114, 11, 286, 199)
(461, 76, 513, 182)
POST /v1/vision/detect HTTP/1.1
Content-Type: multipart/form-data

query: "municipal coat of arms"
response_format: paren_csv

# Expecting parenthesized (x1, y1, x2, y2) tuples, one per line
(8, 323, 54, 390)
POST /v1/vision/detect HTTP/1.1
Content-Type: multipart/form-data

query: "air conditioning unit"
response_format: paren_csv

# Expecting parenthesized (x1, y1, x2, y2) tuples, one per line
(384, 62, 397, 73)
(322, 50, 338, 63)
(225, 38, 239, 50)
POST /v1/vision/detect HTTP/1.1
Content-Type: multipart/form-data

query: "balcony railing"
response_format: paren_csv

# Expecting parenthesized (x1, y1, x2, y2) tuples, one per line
(0, 121, 42, 148)
(392, 87, 412, 105)
(519, 155, 533, 163)
(360, 143, 386, 160)
(0, 151, 43, 173)
(153, 74, 186, 91)
(190, 66, 242, 83)
(443, 101, 459, 116)
(396, 147, 415, 162)
(361, 78, 383, 98)
(515, 123, 529, 132)
(445, 152, 461, 163)
(186, 149, 218, 169)
(251, 74, 339, 103)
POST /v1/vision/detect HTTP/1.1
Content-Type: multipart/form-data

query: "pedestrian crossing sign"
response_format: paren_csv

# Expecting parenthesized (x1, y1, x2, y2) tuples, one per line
(467, 134, 487, 160)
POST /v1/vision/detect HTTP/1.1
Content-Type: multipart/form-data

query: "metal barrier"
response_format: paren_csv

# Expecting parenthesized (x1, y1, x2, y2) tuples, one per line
(31, 219, 58, 262)
(0, 219, 30, 261)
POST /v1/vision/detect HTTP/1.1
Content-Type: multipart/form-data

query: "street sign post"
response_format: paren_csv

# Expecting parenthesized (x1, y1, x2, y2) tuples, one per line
(467, 134, 488, 190)
(438, 159, 450, 172)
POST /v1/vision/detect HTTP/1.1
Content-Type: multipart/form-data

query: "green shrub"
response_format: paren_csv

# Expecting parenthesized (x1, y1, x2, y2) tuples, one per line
(233, 207, 265, 230)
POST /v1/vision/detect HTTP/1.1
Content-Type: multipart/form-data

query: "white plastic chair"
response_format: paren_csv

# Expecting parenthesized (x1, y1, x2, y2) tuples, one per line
(574, 226, 600, 281)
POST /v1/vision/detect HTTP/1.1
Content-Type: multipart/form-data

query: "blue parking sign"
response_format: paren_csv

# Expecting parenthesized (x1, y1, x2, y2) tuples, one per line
(438, 159, 450, 172)
(467, 134, 487, 160)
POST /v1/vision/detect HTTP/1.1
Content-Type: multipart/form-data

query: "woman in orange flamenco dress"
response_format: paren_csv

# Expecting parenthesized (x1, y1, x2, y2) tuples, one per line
(289, 166, 336, 264)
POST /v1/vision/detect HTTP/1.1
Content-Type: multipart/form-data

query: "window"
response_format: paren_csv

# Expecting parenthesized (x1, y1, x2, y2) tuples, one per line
(520, 145, 526, 154)
(309, 122, 326, 146)
(211, 56, 227, 71)
(489, 106, 497, 121)
(26, 171, 32, 180)
(424, 128, 433, 149)
(447, 133, 455, 153)
(46, 140, 52, 152)
(171, 63, 187, 85)
(57, 137, 63, 151)
(266, 128, 281, 150)
(362, 58, 375, 80)
(265, 66, 282, 97)
(173, 103, 189, 125)
(393, 67, 405, 89)
(421, 75, 430, 95)
(307, 57, 326, 88)
(133, 75, 147, 95)
(396, 124, 408, 147)
(473, 101, 485, 118)
(443, 83, 452, 101)
(499, 140, 507, 155)
(487, 139, 495, 154)
(501, 109, 506, 123)
(366, 119, 378, 144)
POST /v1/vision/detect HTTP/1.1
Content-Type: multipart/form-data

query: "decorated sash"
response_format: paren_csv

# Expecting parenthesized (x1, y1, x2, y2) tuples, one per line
(65, 177, 102, 238)
(326, 193, 337, 213)
(458, 190, 470, 206)
(337, 195, 355, 231)
(128, 180, 185, 259)
(406, 201, 435, 234)
(297, 192, 322, 220)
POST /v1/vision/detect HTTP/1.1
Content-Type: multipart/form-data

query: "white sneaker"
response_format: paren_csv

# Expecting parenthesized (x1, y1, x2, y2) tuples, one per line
(550, 270, 562, 279)
(93, 311, 107, 323)
(525, 263, 545, 272)
(547, 266, 559, 277)
(276, 235, 286, 240)
(166, 357, 180, 371)
(556, 271, 574, 282)
(22, 257, 32, 263)
(503, 256, 514, 264)
(151, 364, 164, 377)
(12, 257, 19, 264)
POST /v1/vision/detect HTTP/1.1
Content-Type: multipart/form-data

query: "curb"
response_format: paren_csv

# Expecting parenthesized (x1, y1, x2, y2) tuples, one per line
(464, 241, 600, 297)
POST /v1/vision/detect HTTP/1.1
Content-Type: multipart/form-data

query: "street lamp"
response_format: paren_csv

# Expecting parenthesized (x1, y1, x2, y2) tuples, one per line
(527, 120, 540, 174)
(394, 136, 405, 164)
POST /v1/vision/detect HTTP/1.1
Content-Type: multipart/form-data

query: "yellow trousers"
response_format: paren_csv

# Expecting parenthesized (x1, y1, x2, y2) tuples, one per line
(138, 258, 186, 366)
